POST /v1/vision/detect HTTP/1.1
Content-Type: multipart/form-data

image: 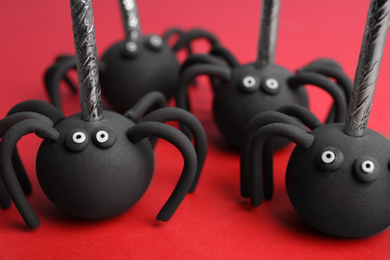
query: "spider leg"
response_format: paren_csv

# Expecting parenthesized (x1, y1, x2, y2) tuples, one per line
(300, 58, 344, 72)
(172, 28, 219, 53)
(127, 122, 197, 221)
(248, 123, 314, 206)
(0, 112, 55, 201)
(124, 91, 167, 147)
(176, 64, 231, 137)
(5, 101, 65, 198)
(0, 119, 59, 228)
(240, 111, 309, 198)
(288, 71, 348, 123)
(124, 91, 167, 122)
(180, 54, 228, 74)
(210, 44, 240, 68)
(44, 56, 77, 110)
(162, 28, 192, 57)
(140, 107, 207, 193)
(54, 55, 79, 93)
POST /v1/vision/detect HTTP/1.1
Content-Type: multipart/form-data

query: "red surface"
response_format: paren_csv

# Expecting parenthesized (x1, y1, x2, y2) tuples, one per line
(1, 0, 390, 259)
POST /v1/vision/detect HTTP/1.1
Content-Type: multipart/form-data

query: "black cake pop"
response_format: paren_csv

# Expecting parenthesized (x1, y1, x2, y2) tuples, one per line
(241, 0, 390, 238)
(176, 0, 352, 150)
(0, 0, 207, 229)
(44, 0, 219, 111)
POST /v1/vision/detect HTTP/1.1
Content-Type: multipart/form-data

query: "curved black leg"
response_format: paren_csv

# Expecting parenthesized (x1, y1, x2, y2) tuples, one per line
(172, 28, 219, 52)
(300, 58, 344, 72)
(247, 123, 313, 206)
(210, 44, 240, 68)
(5, 101, 64, 197)
(288, 71, 347, 123)
(180, 54, 227, 74)
(44, 56, 77, 110)
(127, 122, 197, 221)
(124, 92, 167, 122)
(0, 119, 59, 228)
(240, 111, 308, 198)
(276, 104, 323, 130)
(162, 28, 193, 57)
(140, 107, 207, 193)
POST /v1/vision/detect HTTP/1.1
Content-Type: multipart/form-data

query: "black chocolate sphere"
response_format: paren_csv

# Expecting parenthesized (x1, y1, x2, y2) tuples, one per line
(286, 123, 390, 237)
(213, 63, 308, 149)
(100, 35, 179, 111)
(36, 111, 154, 219)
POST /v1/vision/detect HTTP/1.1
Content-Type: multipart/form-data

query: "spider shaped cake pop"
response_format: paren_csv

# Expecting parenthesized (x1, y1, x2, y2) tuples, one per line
(0, 0, 207, 229)
(176, 0, 352, 150)
(240, 0, 390, 238)
(44, 0, 219, 111)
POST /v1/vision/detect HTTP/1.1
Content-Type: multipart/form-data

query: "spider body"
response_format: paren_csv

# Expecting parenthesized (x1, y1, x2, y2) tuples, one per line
(0, 92, 207, 229)
(177, 54, 350, 150)
(212, 63, 308, 148)
(241, 106, 390, 238)
(99, 35, 179, 110)
(36, 111, 154, 219)
(45, 30, 219, 112)
(286, 123, 390, 237)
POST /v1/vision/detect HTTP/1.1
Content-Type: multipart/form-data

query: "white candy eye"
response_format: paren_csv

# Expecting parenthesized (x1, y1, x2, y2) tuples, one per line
(96, 130, 109, 143)
(361, 160, 374, 174)
(321, 151, 336, 164)
(72, 132, 86, 144)
(265, 78, 279, 90)
(126, 41, 138, 52)
(242, 76, 257, 88)
(150, 35, 162, 47)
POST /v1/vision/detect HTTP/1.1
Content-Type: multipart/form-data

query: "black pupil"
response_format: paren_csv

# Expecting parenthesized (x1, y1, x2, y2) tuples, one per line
(365, 163, 371, 168)
(326, 153, 332, 158)
(101, 134, 106, 138)
(76, 135, 82, 139)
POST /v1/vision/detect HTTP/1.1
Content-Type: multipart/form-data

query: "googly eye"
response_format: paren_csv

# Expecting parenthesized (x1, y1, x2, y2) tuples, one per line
(93, 127, 116, 149)
(354, 156, 379, 183)
(240, 75, 260, 92)
(96, 130, 109, 144)
(321, 151, 336, 164)
(243, 76, 257, 88)
(125, 41, 138, 53)
(66, 129, 88, 152)
(261, 78, 281, 95)
(265, 78, 279, 90)
(361, 160, 374, 174)
(318, 147, 343, 171)
(146, 35, 163, 52)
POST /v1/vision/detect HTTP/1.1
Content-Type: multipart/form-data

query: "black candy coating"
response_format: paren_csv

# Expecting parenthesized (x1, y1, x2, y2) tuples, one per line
(213, 63, 308, 149)
(286, 123, 390, 238)
(36, 111, 154, 219)
(100, 35, 179, 111)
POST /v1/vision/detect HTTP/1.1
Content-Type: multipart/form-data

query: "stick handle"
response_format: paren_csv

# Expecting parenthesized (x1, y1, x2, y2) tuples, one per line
(256, 0, 281, 66)
(70, 0, 103, 122)
(118, 0, 142, 43)
(344, 0, 390, 136)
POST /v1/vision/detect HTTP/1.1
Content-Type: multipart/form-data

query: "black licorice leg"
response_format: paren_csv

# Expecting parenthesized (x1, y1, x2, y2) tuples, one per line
(210, 44, 240, 68)
(288, 71, 347, 123)
(172, 29, 219, 52)
(300, 58, 344, 72)
(176, 64, 231, 137)
(0, 112, 55, 198)
(176, 64, 231, 112)
(44, 56, 77, 110)
(249, 123, 313, 206)
(54, 55, 78, 93)
(0, 119, 59, 228)
(124, 92, 167, 122)
(162, 28, 192, 56)
(276, 104, 323, 130)
(6, 100, 65, 197)
(180, 54, 228, 74)
(240, 112, 308, 198)
(140, 107, 207, 193)
(127, 122, 197, 221)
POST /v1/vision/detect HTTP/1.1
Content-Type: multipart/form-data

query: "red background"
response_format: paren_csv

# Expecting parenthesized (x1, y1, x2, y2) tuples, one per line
(1, 0, 390, 259)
